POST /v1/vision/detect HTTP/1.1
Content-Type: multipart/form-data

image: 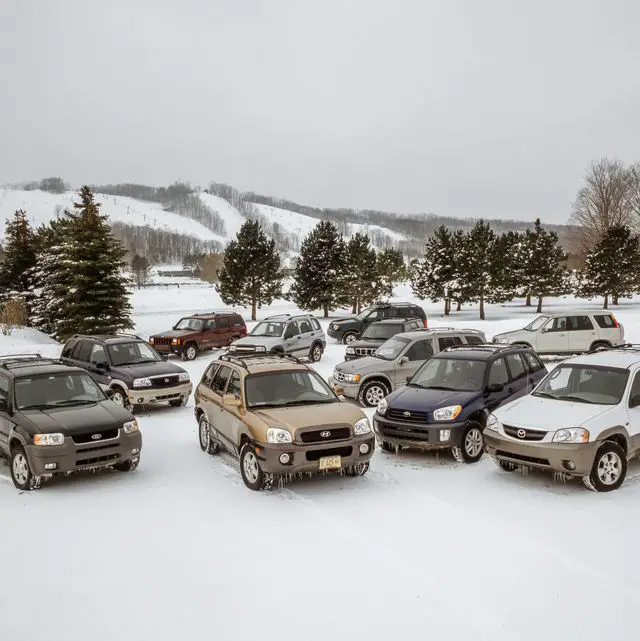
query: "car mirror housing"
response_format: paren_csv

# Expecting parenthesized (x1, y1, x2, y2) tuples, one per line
(96, 361, 110, 370)
(487, 383, 504, 393)
(0, 398, 9, 413)
(223, 393, 242, 407)
(399, 356, 409, 365)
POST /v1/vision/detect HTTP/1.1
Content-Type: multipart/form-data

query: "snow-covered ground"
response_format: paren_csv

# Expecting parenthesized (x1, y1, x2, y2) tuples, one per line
(1, 285, 639, 641)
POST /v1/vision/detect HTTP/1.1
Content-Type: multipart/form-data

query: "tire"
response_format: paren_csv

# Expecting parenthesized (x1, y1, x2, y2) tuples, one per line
(345, 461, 370, 477)
(342, 331, 358, 345)
(589, 341, 611, 353)
(583, 441, 627, 492)
(10, 446, 41, 491)
(239, 443, 273, 491)
(198, 414, 219, 455)
(109, 386, 130, 409)
(308, 343, 323, 363)
(183, 343, 198, 361)
(497, 459, 518, 472)
(452, 423, 484, 464)
(358, 380, 388, 408)
(380, 440, 398, 454)
(114, 458, 139, 472)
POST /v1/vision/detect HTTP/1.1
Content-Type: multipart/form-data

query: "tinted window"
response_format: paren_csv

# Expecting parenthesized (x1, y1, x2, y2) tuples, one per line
(310, 318, 321, 330)
(204, 319, 216, 330)
(76, 341, 93, 362)
(629, 373, 640, 406)
(488, 358, 509, 386)
(549, 317, 568, 332)
(465, 335, 483, 345)
(202, 363, 217, 387)
(218, 317, 230, 329)
(299, 319, 312, 333)
(410, 306, 425, 320)
(594, 314, 616, 329)
(439, 336, 463, 350)
(404, 320, 422, 331)
(505, 353, 526, 380)
(232, 315, 245, 327)
(0, 376, 9, 402)
(568, 316, 594, 331)
(523, 352, 544, 372)
(89, 344, 107, 364)
(396, 307, 411, 318)
(285, 321, 301, 338)
(405, 339, 433, 361)
(211, 365, 232, 394)
(227, 371, 242, 398)
(61, 340, 76, 358)
(71, 341, 83, 359)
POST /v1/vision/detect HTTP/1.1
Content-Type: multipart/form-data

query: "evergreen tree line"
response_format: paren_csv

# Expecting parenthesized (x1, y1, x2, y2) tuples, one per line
(0, 188, 132, 339)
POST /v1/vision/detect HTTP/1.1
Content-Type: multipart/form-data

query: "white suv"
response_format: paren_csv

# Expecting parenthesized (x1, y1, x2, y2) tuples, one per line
(484, 346, 640, 492)
(492, 312, 624, 355)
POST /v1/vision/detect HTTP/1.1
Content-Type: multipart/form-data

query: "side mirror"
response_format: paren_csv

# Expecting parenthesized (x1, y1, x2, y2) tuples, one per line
(541, 328, 549, 333)
(406, 376, 412, 383)
(487, 383, 504, 393)
(0, 398, 9, 413)
(399, 356, 409, 365)
(630, 395, 640, 408)
(223, 393, 242, 408)
(95, 361, 110, 371)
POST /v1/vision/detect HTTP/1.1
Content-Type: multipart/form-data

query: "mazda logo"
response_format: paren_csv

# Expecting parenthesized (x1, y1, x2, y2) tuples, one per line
(320, 431, 331, 438)
(517, 429, 526, 439)
(91, 433, 102, 440)
(403, 411, 411, 418)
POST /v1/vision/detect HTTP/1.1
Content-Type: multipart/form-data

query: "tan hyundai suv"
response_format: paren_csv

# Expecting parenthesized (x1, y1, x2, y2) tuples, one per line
(193, 353, 375, 490)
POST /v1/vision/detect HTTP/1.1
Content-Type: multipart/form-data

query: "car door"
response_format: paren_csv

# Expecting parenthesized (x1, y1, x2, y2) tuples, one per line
(68, 340, 94, 373)
(283, 321, 305, 355)
(538, 316, 570, 354)
(568, 315, 597, 353)
(504, 352, 531, 399)
(522, 351, 547, 388)
(87, 343, 111, 387)
(485, 357, 512, 411)
(201, 364, 235, 451)
(200, 319, 216, 349)
(221, 369, 246, 451)
(393, 339, 434, 387)
(626, 370, 640, 457)
(0, 374, 13, 453)
(297, 318, 314, 353)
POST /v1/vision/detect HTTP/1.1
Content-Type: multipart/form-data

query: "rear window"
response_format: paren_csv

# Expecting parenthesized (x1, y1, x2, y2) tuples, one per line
(523, 351, 544, 373)
(594, 314, 617, 329)
(439, 336, 463, 350)
(464, 335, 483, 345)
(232, 315, 245, 327)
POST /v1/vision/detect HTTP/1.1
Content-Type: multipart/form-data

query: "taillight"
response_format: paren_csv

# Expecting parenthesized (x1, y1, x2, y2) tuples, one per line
(611, 315, 620, 328)
(424, 318, 428, 328)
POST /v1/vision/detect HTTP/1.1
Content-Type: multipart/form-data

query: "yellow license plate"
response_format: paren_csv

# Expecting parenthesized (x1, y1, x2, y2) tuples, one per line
(319, 455, 342, 471)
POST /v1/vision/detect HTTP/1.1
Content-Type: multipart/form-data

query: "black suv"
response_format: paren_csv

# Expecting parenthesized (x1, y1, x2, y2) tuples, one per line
(0, 354, 142, 491)
(373, 344, 547, 463)
(60, 333, 193, 409)
(328, 301, 427, 345)
(345, 318, 423, 361)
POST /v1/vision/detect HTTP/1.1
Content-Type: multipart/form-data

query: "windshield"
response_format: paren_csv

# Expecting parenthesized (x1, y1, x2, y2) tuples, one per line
(107, 341, 162, 366)
(175, 318, 204, 331)
(245, 370, 338, 408)
(362, 324, 400, 340)
(15, 372, 106, 410)
(524, 316, 549, 331)
(375, 337, 410, 360)
(250, 321, 284, 337)
(410, 358, 486, 391)
(355, 308, 373, 321)
(533, 365, 628, 405)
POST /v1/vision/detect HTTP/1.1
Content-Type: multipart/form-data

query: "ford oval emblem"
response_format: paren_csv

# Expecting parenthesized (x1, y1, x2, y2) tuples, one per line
(517, 429, 526, 439)
(91, 433, 102, 440)
(320, 431, 331, 438)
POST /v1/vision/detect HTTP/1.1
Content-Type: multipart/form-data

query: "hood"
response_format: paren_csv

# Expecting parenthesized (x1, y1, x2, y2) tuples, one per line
(253, 402, 365, 433)
(493, 329, 528, 340)
(231, 335, 282, 349)
(494, 395, 611, 429)
(386, 385, 483, 412)
(335, 355, 389, 374)
(23, 401, 133, 435)
(350, 338, 385, 349)
(151, 329, 193, 339)
(113, 360, 187, 377)
(331, 317, 359, 327)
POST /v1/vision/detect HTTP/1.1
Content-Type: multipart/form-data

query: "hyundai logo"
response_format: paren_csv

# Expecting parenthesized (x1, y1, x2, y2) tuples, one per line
(91, 433, 102, 440)
(403, 411, 411, 418)
(517, 429, 526, 439)
(320, 431, 331, 438)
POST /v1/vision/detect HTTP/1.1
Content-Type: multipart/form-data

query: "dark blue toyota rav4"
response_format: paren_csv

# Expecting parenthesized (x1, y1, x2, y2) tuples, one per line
(373, 344, 547, 463)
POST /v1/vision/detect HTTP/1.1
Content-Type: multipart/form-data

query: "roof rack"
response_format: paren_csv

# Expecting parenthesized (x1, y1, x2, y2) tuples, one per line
(192, 311, 236, 317)
(608, 343, 640, 352)
(442, 343, 520, 354)
(0, 354, 64, 370)
(0, 353, 42, 361)
(219, 351, 305, 368)
(265, 313, 290, 320)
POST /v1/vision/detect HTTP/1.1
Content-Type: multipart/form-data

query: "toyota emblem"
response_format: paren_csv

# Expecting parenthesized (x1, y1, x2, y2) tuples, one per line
(91, 433, 102, 440)
(320, 431, 331, 438)
(403, 411, 411, 418)
(517, 429, 526, 439)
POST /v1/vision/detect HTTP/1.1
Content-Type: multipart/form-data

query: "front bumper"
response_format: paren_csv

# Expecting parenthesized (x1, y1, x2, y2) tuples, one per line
(373, 413, 467, 449)
(151, 343, 184, 356)
(128, 382, 193, 405)
(328, 376, 359, 399)
(484, 429, 598, 476)
(256, 434, 375, 475)
(327, 326, 345, 341)
(25, 431, 143, 476)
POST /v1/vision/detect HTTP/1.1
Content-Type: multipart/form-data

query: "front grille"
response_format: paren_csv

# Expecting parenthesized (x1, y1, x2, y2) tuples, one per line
(496, 450, 549, 466)
(386, 408, 429, 423)
(76, 443, 119, 455)
(152, 337, 173, 346)
(232, 344, 261, 353)
(76, 453, 120, 467)
(72, 428, 119, 445)
(306, 446, 353, 462)
(299, 427, 351, 444)
(376, 422, 430, 441)
(503, 425, 546, 442)
(149, 375, 180, 388)
(333, 370, 348, 384)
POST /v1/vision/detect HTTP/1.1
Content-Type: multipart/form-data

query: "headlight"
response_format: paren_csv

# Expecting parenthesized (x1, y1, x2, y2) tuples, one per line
(255, 345, 267, 352)
(171, 338, 179, 344)
(178, 372, 190, 383)
(33, 433, 64, 446)
(266, 428, 292, 444)
(486, 413, 501, 432)
(333, 324, 340, 331)
(149, 337, 155, 343)
(346, 347, 355, 354)
(133, 378, 152, 388)
(377, 398, 388, 415)
(492, 336, 509, 344)
(229, 344, 238, 351)
(552, 427, 590, 443)
(123, 420, 139, 434)
(354, 418, 371, 435)
(342, 373, 361, 384)
(433, 405, 462, 421)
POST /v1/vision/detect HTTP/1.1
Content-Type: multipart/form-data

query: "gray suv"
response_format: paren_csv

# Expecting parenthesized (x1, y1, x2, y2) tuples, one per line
(329, 327, 487, 407)
(228, 314, 327, 362)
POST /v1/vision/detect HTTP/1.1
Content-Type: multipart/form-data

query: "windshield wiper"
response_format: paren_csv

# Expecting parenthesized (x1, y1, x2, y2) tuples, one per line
(556, 395, 597, 404)
(19, 403, 58, 410)
(280, 399, 336, 406)
(121, 359, 157, 365)
(533, 392, 557, 400)
(425, 385, 457, 391)
(52, 399, 97, 407)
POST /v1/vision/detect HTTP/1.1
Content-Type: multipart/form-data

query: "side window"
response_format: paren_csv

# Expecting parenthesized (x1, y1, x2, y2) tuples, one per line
(405, 339, 434, 361)
(310, 318, 321, 331)
(410, 306, 424, 320)
(202, 363, 218, 387)
(594, 314, 616, 329)
(284, 321, 300, 338)
(523, 352, 544, 373)
(232, 315, 245, 327)
(629, 372, 640, 406)
(465, 335, 483, 345)
(369, 309, 385, 321)
(439, 336, 463, 350)
(396, 306, 411, 318)
(572, 315, 594, 331)
(204, 319, 217, 330)
(405, 320, 421, 331)
(219, 317, 231, 330)
(76, 341, 93, 362)
(226, 371, 242, 398)
(89, 344, 107, 364)
(488, 358, 509, 386)
(299, 319, 312, 333)
(0, 376, 9, 403)
(505, 353, 526, 380)
(549, 317, 568, 332)
(71, 341, 83, 359)
(61, 340, 76, 358)
(211, 365, 232, 394)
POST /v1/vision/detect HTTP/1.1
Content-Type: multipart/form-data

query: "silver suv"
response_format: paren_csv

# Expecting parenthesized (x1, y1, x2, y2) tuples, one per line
(492, 312, 624, 355)
(228, 314, 327, 362)
(329, 327, 487, 406)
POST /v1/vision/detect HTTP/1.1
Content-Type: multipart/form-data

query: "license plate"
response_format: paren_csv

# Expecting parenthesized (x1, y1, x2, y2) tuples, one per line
(319, 455, 341, 471)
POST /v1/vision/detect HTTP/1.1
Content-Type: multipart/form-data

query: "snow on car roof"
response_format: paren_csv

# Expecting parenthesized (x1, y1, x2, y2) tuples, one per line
(567, 349, 640, 369)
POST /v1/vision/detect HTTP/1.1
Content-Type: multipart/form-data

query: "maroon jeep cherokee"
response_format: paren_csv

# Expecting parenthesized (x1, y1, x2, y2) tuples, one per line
(149, 312, 247, 360)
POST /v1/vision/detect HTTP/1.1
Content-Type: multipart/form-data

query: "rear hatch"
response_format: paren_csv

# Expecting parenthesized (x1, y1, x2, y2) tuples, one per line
(594, 313, 624, 345)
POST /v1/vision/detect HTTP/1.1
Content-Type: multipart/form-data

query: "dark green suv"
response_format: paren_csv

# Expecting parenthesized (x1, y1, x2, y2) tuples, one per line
(0, 354, 142, 491)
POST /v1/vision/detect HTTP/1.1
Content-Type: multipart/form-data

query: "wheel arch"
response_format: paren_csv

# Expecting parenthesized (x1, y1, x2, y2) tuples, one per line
(598, 427, 629, 454)
(361, 374, 392, 392)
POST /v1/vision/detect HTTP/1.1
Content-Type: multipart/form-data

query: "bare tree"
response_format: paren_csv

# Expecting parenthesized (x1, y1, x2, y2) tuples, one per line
(629, 162, 640, 231)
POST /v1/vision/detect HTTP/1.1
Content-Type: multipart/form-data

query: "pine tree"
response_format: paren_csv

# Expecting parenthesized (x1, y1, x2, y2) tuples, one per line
(131, 254, 152, 288)
(289, 221, 346, 317)
(0, 209, 38, 316)
(522, 219, 568, 313)
(217, 220, 283, 320)
(342, 233, 378, 314)
(376, 248, 406, 298)
(578, 225, 639, 309)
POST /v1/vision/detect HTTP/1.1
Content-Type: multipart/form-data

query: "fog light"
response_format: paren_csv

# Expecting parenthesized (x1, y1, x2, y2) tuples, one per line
(137, 398, 144, 404)
(563, 460, 576, 471)
(279, 452, 291, 465)
(439, 429, 451, 442)
(359, 443, 369, 455)
(132, 448, 140, 455)
(44, 463, 57, 471)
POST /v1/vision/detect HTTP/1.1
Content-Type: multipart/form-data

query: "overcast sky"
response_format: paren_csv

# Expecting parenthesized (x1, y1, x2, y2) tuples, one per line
(2, 0, 639, 222)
